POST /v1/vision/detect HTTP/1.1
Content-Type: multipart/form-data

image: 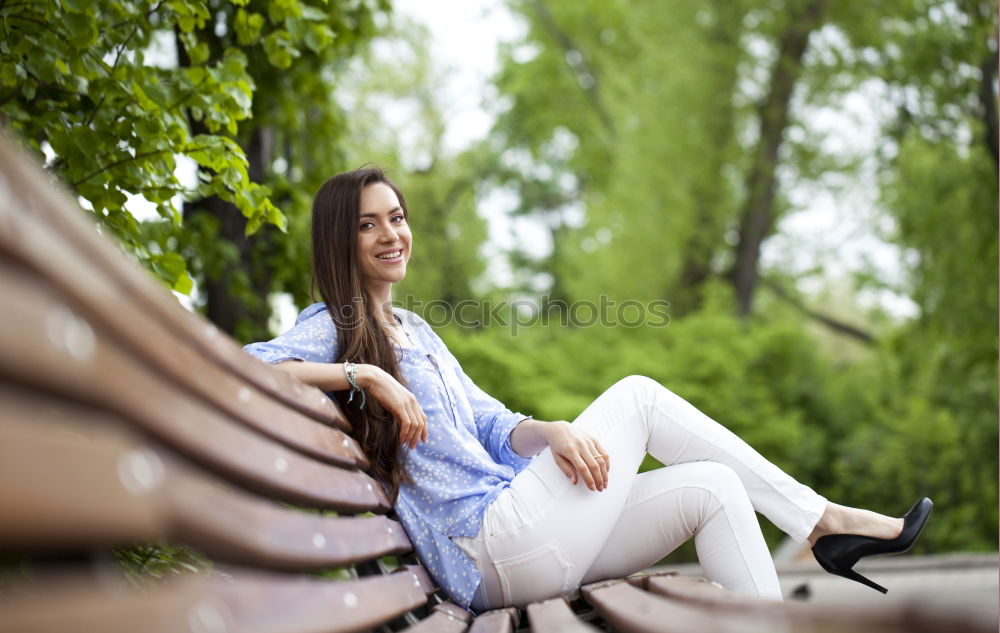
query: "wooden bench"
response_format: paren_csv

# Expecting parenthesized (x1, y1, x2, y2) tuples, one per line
(0, 134, 990, 633)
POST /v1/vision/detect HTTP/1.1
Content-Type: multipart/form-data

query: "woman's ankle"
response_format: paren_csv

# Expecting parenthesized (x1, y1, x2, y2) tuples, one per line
(808, 502, 904, 545)
(807, 502, 840, 546)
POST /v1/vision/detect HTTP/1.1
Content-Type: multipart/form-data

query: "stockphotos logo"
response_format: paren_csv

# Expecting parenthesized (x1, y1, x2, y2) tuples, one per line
(379, 295, 672, 336)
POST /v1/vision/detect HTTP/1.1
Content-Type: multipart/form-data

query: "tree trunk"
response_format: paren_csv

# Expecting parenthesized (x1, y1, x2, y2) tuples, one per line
(729, 0, 825, 318)
(175, 29, 275, 340)
(978, 50, 998, 169)
(200, 126, 276, 339)
(674, 0, 745, 312)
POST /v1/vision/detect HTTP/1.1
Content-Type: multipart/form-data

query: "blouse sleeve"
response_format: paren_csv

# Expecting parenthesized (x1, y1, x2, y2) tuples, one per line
(242, 302, 338, 364)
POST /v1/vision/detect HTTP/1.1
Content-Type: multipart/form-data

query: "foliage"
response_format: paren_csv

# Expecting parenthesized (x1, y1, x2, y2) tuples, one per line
(113, 543, 212, 585)
(0, 0, 386, 303)
(452, 0, 998, 555)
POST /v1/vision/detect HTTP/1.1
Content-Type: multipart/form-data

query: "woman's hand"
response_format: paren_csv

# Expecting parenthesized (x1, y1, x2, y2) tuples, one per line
(357, 364, 428, 449)
(541, 421, 610, 492)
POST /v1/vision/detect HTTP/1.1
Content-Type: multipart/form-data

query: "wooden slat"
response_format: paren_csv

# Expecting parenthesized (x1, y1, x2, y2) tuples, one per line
(0, 192, 363, 467)
(400, 611, 469, 633)
(0, 262, 388, 512)
(645, 575, 996, 633)
(398, 563, 437, 597)
(0, 576, 214, 633)
(0, 393, 166, 545)
(218, 570, 429, 633)
(0, 134, 345, 429)
(581, 579, 777, 633)
(169, 470, 411, 569)
(526, 596, 602, 632)
(0, 570, 430, 633)
(644, 574, 753, 605)
(432, 602, 473, 622)
(469, 608, 519, 633)
(0, 389, 413, 567)
(624, 569, 682, 590)
(401, 603, 471, 633)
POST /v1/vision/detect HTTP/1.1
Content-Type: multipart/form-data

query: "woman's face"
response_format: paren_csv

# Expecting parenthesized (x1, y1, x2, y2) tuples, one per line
(356, 182, 412, 290)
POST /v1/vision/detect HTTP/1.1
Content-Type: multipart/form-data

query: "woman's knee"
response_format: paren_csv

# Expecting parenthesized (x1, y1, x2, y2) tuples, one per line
(611, 374, 686, 407)
(606, 375, 665, 412)
(612, 374, 660, 394)
(680, 462, 750, 510)
(599, 375, 660, 430)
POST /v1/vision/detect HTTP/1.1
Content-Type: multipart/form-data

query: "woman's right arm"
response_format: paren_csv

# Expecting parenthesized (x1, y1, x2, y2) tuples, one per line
(275, 360, 428, 449)
(273, 359, 353, 391)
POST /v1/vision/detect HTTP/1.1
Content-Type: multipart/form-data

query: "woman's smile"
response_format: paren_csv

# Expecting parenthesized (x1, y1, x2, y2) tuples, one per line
(375, 248, 404, 263)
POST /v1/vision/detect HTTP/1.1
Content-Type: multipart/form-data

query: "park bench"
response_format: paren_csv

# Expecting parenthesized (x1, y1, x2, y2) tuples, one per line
(0, 133, 990, 633)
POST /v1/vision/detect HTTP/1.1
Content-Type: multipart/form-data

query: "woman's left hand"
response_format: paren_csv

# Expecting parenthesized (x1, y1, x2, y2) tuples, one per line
(541, 421, 610, 492)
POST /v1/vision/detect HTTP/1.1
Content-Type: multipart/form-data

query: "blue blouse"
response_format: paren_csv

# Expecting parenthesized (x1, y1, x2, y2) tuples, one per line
(243, 302, 533, 609)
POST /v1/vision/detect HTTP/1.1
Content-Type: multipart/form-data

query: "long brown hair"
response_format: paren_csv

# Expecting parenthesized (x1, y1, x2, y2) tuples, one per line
(311, 166, 412, 504)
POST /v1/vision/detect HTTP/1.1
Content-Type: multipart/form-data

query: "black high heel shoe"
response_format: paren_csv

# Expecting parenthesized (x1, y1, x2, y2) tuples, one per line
(810, 497, 933, 594)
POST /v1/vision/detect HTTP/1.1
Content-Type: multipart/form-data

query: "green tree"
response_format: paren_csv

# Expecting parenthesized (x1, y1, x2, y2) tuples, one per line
(0, 0, 388, 340)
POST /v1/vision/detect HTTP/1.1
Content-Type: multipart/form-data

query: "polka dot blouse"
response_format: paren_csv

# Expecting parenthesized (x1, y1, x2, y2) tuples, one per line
(243, 302, 533, 610)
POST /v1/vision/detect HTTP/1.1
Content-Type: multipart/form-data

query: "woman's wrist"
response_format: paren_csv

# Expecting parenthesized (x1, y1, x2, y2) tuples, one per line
(353, 363, 378, 389)
(511, 418, 556, 457)
(535, 419, 568, 442)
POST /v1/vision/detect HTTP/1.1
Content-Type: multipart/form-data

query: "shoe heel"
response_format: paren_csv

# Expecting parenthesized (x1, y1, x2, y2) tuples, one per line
(837, 568, 887, 594)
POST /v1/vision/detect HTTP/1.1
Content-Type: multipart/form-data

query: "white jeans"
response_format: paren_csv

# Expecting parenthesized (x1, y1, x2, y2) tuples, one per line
(452, 376, 827, 610)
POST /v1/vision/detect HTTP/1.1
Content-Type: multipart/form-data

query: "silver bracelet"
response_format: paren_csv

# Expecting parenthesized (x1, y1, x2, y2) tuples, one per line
(343, 361, 366, 410)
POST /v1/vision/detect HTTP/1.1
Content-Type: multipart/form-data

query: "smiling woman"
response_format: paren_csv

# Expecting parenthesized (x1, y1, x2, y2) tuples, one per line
(242, 165, 931, 614)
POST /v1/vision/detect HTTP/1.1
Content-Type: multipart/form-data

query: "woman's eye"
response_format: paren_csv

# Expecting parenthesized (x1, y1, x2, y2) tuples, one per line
(391, 215, 406, 224)
(360, 221, 374, 230)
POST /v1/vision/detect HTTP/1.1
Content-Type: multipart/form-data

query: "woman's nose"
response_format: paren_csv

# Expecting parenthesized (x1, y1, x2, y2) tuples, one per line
(378, 222, 398, 241)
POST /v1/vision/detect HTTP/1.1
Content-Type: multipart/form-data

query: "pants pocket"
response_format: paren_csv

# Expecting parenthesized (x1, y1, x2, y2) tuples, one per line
(484, 489, 529, 538)
(493, 540, 574, 607)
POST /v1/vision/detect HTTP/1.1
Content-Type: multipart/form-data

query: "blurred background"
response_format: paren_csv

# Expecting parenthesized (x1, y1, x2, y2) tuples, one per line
(1, 0, 996, 595)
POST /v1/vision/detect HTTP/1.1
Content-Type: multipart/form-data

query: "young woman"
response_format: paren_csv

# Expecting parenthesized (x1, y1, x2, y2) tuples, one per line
(244, 166, 932, 613)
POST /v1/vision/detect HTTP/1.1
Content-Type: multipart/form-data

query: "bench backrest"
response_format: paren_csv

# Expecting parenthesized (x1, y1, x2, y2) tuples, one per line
(0, 133, 480, 633)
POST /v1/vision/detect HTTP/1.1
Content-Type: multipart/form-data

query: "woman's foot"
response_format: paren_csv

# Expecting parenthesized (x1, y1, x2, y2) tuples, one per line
(809, 498, 933, 594)
(807, 502, 904, 546)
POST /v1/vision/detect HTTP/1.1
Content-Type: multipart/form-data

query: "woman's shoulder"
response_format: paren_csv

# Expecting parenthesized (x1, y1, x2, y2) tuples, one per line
(294, 302, 332, 325)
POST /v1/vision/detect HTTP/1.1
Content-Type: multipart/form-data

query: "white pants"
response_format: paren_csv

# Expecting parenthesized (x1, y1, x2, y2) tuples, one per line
(452, 375, 827, 610)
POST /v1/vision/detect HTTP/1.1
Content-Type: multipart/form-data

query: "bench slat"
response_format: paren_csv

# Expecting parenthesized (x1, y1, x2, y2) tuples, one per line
(218, 570, 430, 633)
(398, 563, 437, 596)
(0, 576, 213, 633)
(400, 611, 469, 633)
(400, 603, 472, 633)
(0, 196, 364, 468)
(0, 392, 166, 545)
(0, 389, 414, 567)
(526, 597, 602, 632)
(0, 138, 346, 430)
(582, 579, 776, 633)
(644, 574, 994, 633)
(0, 264, 388, 513)
(468, 608, 519, 633)
(0, 570, 430, 633)
(170, 469, 412, 569)
(432, 602, 474, 622)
